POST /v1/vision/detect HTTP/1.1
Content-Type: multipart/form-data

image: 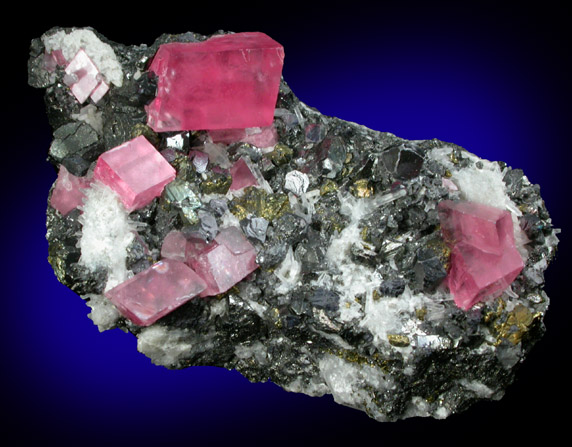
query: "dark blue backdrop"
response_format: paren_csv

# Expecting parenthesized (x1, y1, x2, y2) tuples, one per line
(7, 2, 570, 445)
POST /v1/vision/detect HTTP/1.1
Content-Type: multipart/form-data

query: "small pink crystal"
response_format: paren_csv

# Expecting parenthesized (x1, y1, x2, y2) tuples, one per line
(441, 177, 458, 191)
(93, 135, 176, 212)
(161, 230, 187, 262)
(187, 227, 258, 297)
(185, 236, 211, 261)
(64, 49, 109, 104)
(215, 226, 255, 254)
(89, 79, 109, 104)
(229, 157, 259, 191)
(44, 49, 67, 72)
(50, 165, 91, 215)
(105, 259, 206, 326)
(146, 32, 284, 132)
(438, 200, 525, 310)
(242, 125, 279, 148)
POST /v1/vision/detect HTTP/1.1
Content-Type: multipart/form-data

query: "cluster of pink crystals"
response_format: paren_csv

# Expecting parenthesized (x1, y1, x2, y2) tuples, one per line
(438, 200, 525, 310)
(107, 226, 258, 326)
(162, 227, 259, 297)
(50, 165, 92, 215)
(146, 32, 284, 132)
(63, 49, 109, 104)
(189, 227, 259, 297)
(93, 135, 176, 212)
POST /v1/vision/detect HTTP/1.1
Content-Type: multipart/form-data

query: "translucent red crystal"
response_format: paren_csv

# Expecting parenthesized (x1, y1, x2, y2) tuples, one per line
(438, 200, 525, 310)
(105, 259, 207, 327)
(50, 165, 91, 215)
(146, 32, 284, 132)
(93, 136, 176, 212)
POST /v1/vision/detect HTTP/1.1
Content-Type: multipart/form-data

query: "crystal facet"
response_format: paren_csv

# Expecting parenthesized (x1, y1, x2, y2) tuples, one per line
(187, 227, 258, 297)
(229, 157, 260, 191)
(161, 230, 188, 262)
(50, 165, 91, 215)
(146, 32, 284, 131)
(93, 135, 176, 212)
(64, 49, 109, 104)
(105, 259, 207, 327)
(438, 200, 525, 310)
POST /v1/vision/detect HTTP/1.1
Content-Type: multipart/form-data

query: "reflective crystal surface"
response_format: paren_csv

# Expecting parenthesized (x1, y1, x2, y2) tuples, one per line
(146, 32, 284, 132)
(105, 259, 206, 327)
(438, 200, 525, 310)
(93, 136, 176, 212)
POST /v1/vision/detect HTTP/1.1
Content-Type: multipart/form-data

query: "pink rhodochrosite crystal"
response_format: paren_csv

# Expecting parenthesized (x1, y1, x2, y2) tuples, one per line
(229, 157, 260, 191)
(93, 135, 176, 212)
(186, 227, 258, 297)
(161, 230, 187, 262)
(146, 32, 284, 132)
(438, 200, 525, 310)
(64, 49, 109, 104)
(50, 165, 92, 215)
(105, 259, 207, 327)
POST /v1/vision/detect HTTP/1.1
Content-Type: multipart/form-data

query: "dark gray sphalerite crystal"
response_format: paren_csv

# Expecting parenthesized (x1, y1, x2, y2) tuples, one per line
(30, 27, 559, 422)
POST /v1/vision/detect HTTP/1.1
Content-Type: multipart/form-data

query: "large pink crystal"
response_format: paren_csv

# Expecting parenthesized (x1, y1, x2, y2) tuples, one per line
(438, 200, 525, 310)
(93, 136, 176, 212)
(186, 227, 258, 297)
(50, 165, 92, 215)
(105, 259, 207, 327)
(146, 32, 284, 132)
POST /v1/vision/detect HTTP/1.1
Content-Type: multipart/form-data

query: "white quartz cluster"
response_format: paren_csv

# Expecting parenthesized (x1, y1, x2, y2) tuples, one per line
(78, 182, 135, 291)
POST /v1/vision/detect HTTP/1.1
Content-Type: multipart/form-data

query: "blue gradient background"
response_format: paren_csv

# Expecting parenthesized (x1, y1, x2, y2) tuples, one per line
(7, 2, 570, 445)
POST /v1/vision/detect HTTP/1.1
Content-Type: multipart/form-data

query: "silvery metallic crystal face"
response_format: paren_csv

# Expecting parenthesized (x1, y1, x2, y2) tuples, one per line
(30, 27, 558, 423)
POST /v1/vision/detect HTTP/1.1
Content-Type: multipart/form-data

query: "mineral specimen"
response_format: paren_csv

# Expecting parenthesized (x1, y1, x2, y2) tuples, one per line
(31, 27, 559, 422)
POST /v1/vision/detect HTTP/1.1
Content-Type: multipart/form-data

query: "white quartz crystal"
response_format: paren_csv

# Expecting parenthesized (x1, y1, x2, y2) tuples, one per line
(84, 294, 120, 332)
(274, 246, 302, 294)
(319, 354, 394, 420)
(71, 104, 103, 134)
(78, 182, 135, 290)
(137, 326, 194, 367)
(325, 193, 382, 322)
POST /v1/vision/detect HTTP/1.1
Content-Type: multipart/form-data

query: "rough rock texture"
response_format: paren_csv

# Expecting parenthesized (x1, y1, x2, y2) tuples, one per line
(29, 27, 559, 422)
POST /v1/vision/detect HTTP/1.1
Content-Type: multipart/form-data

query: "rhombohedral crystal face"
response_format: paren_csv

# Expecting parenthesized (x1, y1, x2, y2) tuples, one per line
(29, 27, 559, 422)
